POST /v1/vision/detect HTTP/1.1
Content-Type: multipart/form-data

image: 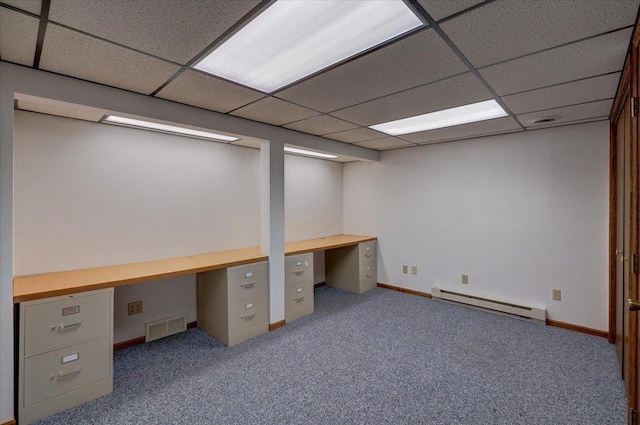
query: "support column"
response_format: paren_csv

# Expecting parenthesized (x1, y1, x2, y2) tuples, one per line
(260, 140, 285, 325)
(0, 82, 15, 422)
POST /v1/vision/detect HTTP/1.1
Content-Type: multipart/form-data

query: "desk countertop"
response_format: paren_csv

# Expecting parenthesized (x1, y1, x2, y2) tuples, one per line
(13, 246, 267, 303)
(14, 235, 377, 303)
(285, 234, 376, 256)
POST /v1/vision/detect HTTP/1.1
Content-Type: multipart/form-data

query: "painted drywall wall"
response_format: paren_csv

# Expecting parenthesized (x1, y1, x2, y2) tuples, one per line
(13, 111, 262, 343)
(13, 111, 344, 341)
(284, 154, 343, 283)
(343, 121, 609, 331)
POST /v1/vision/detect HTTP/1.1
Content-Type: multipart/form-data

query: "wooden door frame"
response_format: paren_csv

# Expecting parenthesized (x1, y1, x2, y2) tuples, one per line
(609, 22, 640, 416)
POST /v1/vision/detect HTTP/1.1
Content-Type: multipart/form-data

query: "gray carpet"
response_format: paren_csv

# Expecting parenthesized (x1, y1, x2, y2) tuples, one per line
(35, 286, 626, 424)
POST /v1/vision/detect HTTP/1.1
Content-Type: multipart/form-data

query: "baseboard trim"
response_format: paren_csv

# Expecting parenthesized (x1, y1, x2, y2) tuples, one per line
(378, 283, 606, 339)
(2, 419, 16, 425)
(377, 282, 432, 299)
(314, 281, 326, 288)
(114, 320, 197, 350)
(269, 320, 286, 331)
(546, 319, 608, 339)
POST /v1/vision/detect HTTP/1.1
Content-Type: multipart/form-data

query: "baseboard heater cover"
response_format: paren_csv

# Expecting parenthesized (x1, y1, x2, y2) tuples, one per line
(431, 287, 546, 323)
(145, 313, 188, 342)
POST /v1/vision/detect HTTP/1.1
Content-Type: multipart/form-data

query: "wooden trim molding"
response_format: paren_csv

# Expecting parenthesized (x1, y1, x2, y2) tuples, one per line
(612, 56, 631, 121)
(114, 321, 197, 351)
(314, 281, 326, 288)
(378, 283, 608, 339)
(377, 282, 432, 299)
(2, 419, 16, 425)
(610, 120, 619, 344)
(269, 320, 286, 331)
(546, 319, 609, 339)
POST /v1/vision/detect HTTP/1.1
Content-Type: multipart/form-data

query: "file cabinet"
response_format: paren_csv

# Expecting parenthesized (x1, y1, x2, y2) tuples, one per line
(18, 288, 114, 425)
(326, 241, 377, 293)
(197, 261, 269, 346)
(285, 253, 314, 322)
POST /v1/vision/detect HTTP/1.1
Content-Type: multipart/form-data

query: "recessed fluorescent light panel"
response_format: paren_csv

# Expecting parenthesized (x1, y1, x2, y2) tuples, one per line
(194, 0, 423, 93)
(370, 100, 509, 136)
(284, 147, 338, 159)
(103, 116, 239, 142)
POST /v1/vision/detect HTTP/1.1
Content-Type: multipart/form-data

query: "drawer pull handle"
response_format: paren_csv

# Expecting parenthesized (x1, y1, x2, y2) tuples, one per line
(241, 282, 256, 289)
(293, 271, 304, 276)
(365, 253, 371, 257)
(58, 321, 82, 331)
(58, 368, 82, 380)
(294, 296, 305, 302)
(366, 274, 371, 278)
(242, 312, 256, 320)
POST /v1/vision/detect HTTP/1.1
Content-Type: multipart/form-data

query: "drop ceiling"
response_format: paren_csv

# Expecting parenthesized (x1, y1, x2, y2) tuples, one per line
(1, 0, 637, 152)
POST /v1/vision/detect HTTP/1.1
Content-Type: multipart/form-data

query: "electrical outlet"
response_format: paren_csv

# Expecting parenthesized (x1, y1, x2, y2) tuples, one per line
(552, 289, 561, 301)
(402, 265, 408, 274)
(411, 266, 417, 275)
(461, 274, 468, 284)
(128, 301, 143, 315)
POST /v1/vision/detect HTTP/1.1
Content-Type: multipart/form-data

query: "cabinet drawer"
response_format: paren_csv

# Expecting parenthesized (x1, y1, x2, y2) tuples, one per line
(285, 280, 313, 313)
(227, 262, 268, 301)
(24, 291, 112, 357)
(23, 336, 111, 408)
(360, 262, 377, 292)
(359, 241, 377, 265)
(228, 292, 268, 335)
(285, 254, 313, 284)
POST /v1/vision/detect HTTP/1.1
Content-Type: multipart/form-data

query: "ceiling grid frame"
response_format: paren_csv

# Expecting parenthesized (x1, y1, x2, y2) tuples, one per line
(1, 0, 636, 151)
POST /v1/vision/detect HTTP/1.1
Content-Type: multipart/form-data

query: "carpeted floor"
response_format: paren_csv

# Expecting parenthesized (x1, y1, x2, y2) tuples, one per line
(35, 286, 626, 424)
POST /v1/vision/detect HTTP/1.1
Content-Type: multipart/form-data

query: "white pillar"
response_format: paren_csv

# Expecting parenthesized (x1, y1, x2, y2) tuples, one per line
(0, 78, 15, 422)
(260, 140, 285, 324)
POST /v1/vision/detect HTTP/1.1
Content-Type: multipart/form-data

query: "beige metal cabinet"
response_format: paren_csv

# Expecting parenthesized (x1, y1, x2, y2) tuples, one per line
(285, 253, 314, 322)
(326, 241, 377, 293)
(197, 261, 269, 346)
(18, 288, 114, 425)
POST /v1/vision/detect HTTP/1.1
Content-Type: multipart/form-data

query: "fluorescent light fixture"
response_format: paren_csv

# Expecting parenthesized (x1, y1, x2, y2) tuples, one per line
(370, 100, 509, 136)
(103, 116, 239, 142)
(194, 0, 423, 93)
(284, 147, 338, 159)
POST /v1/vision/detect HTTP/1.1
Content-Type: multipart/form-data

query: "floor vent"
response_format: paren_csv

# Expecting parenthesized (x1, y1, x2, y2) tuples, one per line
(145, 313, 188, 342)
(431, 287, 546, 324)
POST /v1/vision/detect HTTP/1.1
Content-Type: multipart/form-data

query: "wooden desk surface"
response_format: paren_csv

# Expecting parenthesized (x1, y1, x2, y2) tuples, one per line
(14, 246, 267, 303)
(285, 234, 376, 256)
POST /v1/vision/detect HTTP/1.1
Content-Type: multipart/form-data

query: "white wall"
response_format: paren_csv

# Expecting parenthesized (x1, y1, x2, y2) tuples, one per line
(344, 121, 610, 331)
(13, 111, 345, 342)
(14, 111, 262, 342)
(284, 154, 343, 283)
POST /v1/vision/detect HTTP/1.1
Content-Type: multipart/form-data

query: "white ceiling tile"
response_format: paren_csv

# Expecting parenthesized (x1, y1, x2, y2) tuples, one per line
(480, 28, 632, 95)
(283, 115, 359, 135)
(39, 25, 180, 95)
(3, 0, 42, 15)
(0, 7, 39, 66)
(331, 73, 492, 126)
(354, 137, 414, 150)
(399, 116, 521, 144)
(502, 72, 620, 114)
(18, 99, 106, 122)
(230, 97, 319, 126)
(517, 99, 613, 128)
(441, 0, 639, 67)
(324, 127, 388, 143)
(276, 28, 467, 112)
(48, 0, 262, 64)
(156, 69, 264, 113)
(417, 0, 483, 21)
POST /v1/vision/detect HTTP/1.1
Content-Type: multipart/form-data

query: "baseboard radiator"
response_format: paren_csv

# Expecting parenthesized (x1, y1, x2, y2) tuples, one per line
(431, 287, 546, 324)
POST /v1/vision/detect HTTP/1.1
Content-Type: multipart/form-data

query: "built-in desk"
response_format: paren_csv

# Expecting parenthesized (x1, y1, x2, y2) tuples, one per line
(14, 246, 267, 303)
(13, 246, 268, 424)
(283, 234, 378, 322)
